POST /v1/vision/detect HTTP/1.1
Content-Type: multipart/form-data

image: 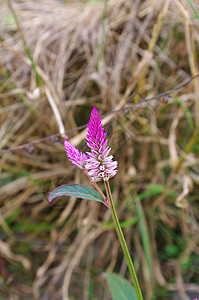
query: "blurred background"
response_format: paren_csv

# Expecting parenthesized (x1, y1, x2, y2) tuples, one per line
(0, 0, 199, 299)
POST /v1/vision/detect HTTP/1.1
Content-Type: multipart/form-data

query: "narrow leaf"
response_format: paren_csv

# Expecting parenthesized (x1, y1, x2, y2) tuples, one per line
(136, 197, 153, 281)
(104, 273, 138, 300)
(48, 184, 104, 204)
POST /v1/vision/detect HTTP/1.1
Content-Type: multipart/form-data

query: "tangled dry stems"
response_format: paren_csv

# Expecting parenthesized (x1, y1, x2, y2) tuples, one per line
(0, 0, 199, 299)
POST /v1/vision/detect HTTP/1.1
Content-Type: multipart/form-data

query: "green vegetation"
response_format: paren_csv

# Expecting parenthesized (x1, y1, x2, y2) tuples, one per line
(0, 0, 199, 299)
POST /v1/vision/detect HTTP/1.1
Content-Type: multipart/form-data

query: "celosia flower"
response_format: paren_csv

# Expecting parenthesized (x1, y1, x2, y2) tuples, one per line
(85, 107, 118, 182)
(63, 108, 117, 183)
(63, 140, 87, 170)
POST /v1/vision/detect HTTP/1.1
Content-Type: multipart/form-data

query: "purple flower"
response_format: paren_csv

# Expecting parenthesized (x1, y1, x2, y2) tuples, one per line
(86, 107, 118, 182)
(63, 139, 87, 170)
(63, 108, 118, 182)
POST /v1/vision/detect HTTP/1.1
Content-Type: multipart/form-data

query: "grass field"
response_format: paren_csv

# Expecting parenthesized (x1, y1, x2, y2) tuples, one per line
(0, 0, 199, 299)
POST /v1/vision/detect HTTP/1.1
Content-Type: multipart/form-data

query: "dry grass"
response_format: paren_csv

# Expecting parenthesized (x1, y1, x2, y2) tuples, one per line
(0, 0, 199, 299)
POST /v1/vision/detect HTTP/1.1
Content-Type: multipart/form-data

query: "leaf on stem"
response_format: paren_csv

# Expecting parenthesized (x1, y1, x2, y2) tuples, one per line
(48, 183, 104, 203)
(104, 273, 138, 300)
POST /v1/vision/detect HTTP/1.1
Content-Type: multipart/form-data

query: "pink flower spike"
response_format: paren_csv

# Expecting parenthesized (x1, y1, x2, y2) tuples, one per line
(86, 107, 118, 182)
(87, 107, 107, 152)
(64, 139, 87, 170)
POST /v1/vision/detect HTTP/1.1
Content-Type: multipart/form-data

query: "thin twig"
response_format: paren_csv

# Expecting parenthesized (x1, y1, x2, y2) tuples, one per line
(0, 74, 198, 154)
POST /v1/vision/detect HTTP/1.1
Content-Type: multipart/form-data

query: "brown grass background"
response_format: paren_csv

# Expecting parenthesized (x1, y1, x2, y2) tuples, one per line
(0, 0, 199, 299)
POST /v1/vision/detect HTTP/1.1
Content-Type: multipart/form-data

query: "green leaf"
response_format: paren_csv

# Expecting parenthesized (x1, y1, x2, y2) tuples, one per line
(136, 197, 153, 280)
(185, 0, 199, 19)
(4, 14, 16, 26)
(138, 184, 165, 200)
(104, 273, 138, 300)
(48, 184, 104, 204)
(173, 97, 194, 130)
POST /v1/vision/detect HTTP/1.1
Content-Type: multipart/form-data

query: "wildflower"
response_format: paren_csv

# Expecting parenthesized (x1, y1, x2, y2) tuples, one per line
(86, 107, 118, 181)
(63, 139, 87, 170)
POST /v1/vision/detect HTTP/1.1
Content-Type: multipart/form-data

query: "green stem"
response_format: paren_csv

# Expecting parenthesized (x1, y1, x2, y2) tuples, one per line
(175, 128, 199, 171)
(6, 0, 43, 86)
(84, 170, 107, 203)
(91, 180, 109, 207)
(104, 180, 143, 300)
